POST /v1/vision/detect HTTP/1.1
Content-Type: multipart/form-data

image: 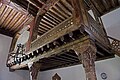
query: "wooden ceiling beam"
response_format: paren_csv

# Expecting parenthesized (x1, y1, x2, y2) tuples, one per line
(90, 0, 104, 14)
(38, 26, 47, 32)
(42, 16, 57, 26)
(118, 0, 120, 5)
(11, 0, 38, 16)
(0, 8, 13, 28)
(36, 0, 45, 4)
(12, 16, 27, 32)
(45, 13, 60, 24)
(56, 2, 72, 16)
(13, 16, 27, 33)
(1, 8, 12, 28)
(39, 24, 49, 31)
(0, 4, 5, 16)
(26, 0, 43, 9)
(0, 6, 8, 24)
(9, 13, 23, 31)
(3, 10, 16, 30)
(63, 53, 78, 59)
(37, 0, 59, 16)
(110, 0, 117, 7)
(47, 12, 62, 22)
(101, 0, 110, 10)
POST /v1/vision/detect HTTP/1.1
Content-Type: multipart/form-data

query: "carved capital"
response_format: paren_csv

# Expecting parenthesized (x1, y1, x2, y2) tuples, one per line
(72, 39, 97, 80)
(72, 39, 96, 55)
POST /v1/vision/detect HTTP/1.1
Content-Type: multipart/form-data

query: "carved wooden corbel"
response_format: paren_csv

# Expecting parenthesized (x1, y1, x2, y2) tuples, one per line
(72, 39, 97, 80)
(28, 62, 41, 80)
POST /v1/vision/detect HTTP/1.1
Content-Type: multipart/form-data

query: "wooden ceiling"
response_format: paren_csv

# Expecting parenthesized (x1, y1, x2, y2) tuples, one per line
(27, 0, 120, 36)
(11, 0, 120, 16)
(0, 1, 33, 37)
(0, 0, 120, 37)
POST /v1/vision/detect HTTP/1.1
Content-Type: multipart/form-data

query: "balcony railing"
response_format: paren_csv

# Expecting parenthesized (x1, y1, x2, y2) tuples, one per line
(108, 36, 120, 56)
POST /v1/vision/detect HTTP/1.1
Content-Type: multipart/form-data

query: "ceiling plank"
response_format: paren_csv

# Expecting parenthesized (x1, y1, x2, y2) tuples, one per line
(90, 0, 104, 14)
(0, 4, 6, 16)
(119, 0, 120, 5)
(4, 10, 17, 30)
(0, 5, 8, 25)
(26, 0, 42, 9)
(9, 13, 23, 31)
(1, 8, 12, 28)
(101, 0, 111, 10)
(7, 12, 21, 30)
(39, 25, 50, 31)
(110, 0, 117, 7)
(11, 15, 26, 31)
(56, 2, 72, 16)
(42, 16, 57, 25)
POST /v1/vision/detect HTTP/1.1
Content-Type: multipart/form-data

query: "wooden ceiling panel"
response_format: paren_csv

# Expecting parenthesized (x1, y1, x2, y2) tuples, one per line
(10, 15, 26, 31)
(0, 7, 12, 28)
(0, 3, 33, 37)
(8, 12, 22, 30)
(101, 0, 111, 10)
(0, 4, 5, 16)
(0, 0, 120, 37)
(4, 10, 17, 29)
(1, 8, 13, 28)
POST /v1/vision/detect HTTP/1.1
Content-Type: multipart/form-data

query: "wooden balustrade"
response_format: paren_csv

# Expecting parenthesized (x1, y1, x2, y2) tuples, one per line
(108, 36, 120, 56)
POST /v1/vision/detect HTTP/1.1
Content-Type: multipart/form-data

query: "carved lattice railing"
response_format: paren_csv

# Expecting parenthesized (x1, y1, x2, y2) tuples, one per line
(108, 36, 120, 56)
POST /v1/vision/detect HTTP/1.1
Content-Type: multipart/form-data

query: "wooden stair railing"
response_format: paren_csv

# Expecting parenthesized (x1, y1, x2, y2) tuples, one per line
(108, 36, 120, 56)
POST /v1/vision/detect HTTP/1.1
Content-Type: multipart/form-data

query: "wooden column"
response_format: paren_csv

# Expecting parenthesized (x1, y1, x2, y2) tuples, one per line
(28, 62, 41, 80)
(26, 18, 36, 52)
(73, 39, 97, 80)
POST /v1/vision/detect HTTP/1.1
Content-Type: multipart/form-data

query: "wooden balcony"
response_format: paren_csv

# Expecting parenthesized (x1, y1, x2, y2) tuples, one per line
(7, 0, 114, 71)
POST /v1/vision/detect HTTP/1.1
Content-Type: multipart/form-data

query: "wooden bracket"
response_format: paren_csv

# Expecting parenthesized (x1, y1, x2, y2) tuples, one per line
(28, 62, 41, 80)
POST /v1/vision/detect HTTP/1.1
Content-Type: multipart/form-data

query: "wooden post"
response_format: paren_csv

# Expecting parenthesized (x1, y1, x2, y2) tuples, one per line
(28, 62, 41, 80)
(73, 39, 97, 80)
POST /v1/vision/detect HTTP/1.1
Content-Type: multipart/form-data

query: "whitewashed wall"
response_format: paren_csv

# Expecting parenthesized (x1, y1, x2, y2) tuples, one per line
(102, 8, 120, 40)
(0, 34, 29, 80)
(39, 56, 120, 80)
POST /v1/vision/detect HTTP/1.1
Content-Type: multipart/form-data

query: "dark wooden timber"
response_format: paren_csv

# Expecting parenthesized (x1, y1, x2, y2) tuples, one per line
(6, 0, 116, 80)
(26, 19, 36, 52)
(73, 39, 97, 80)
(29, 62, 41, 80)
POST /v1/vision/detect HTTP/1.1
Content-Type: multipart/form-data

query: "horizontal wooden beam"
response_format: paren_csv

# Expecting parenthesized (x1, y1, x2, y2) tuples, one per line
(0, 27, 14, 37)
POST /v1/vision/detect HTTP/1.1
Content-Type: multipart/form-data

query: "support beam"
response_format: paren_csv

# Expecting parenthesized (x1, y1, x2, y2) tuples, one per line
(72, 39, 97, 80)
(71, 0, 88, 27)
(28, 62, 41, 80)
(26, 18, 38, 52)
